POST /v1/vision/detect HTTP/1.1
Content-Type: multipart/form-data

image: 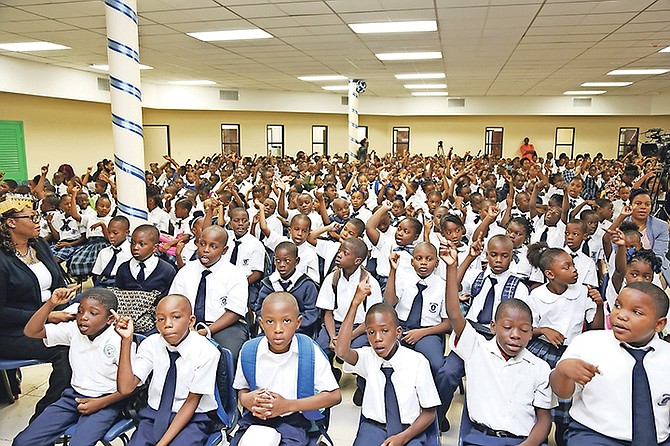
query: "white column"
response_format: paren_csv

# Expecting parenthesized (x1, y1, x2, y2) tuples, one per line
(348, 79, 360, 155)
(105, 0, 148, 227)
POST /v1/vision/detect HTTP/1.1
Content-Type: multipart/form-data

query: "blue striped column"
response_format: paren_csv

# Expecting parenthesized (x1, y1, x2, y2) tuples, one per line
(348, 79, 359, 156)
(105, 0, 148, 226)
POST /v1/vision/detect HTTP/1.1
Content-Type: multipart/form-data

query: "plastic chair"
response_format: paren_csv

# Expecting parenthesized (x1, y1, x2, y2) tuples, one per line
(205, 343, 239, 446)
(0, 358, 44, 404)
(62, 418, 136, 446)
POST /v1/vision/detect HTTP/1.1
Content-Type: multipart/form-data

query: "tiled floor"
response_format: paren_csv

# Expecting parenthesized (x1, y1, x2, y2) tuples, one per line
(0, 363, 464, 446)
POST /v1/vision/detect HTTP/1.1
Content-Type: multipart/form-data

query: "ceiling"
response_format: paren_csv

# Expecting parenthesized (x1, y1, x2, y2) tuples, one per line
(2, 0, 670, 98)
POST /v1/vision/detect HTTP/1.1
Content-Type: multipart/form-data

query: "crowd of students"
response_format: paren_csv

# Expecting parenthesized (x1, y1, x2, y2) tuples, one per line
(1, 146, 669, 446)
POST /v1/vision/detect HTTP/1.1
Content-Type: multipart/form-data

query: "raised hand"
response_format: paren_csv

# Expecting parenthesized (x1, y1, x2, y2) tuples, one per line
(49, 286, 80, 307)
(111, 309, 134, 339)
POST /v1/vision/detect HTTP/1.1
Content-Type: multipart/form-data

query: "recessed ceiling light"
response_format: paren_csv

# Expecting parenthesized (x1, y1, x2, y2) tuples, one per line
(607, 69, 670, 75)
(0, 41, 69, 52)
(395, 73, 445, 80)
(376, 52, 442, 61)
(168, 80, 216, 86)
(298, 75, 348, 82)
(563, 90, 606, 95)
(581, 82, 632, 87)
(90, 64, 153, 71)
(187, 29, 272, 42)
(321, 85, 349, 91)
(412, 91, 449, 96)
(658, 46, 670, 53)
(404, 83, 447, 89)
(349, 20, 437, 34)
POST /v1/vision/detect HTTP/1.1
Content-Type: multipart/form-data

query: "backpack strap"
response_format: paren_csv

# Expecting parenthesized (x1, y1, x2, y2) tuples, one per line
(470, 271, 487, 297)
(501, 275, 521, 301)
(239, 336, 263, 391)
(296, 333, 323, 421)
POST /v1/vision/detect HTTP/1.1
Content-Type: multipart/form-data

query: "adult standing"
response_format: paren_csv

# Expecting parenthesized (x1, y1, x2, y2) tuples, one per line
(520, 137, 536, 161)
(0, 194, 72, 419)
(356, 137, 369, 163)
(628, 188, 670, 283)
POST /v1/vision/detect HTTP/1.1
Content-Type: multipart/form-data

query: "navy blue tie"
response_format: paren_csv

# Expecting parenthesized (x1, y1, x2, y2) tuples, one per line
(512, 249, 520, 263)
(154, 349, 180, 442)
(194, 269, 211, 323)
(137, 261, 146, 283)
(393, 245, 414, 256)
(540, 227, 549, 242)
(477, 277, 498, 324)
(582, 237, 591, 256)
(100, 247, 121, 280)
(279, 280, 291, 291)
(623, 346, 657, 446)
(230, 239, 242, 265)
(406, 283, 427, 330)
(380, 365, 402, 436)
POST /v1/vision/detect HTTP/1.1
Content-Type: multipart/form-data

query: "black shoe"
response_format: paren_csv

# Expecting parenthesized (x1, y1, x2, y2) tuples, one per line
(353, 387, 363, 407)
(440, 417, 450, 432)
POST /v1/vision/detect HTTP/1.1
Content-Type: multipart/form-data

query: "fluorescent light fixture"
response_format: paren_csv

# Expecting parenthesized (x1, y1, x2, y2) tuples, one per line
(395, 73, 445, 80)
(168, 80, 216, 86)
(321, 85, 349, 91)
(659, 46, 670, 53)
(90, 64, 153, 71)
(298, 75, 347, 81)
(563, 90, 606, 95)
(0, 41, 69, 52)
(581, 82, 631, 87)
(187, 29, 272, 41)
(404, 83, 447, 89)
(607, 69, 670, 75)
(412, 91, 449, 96)
(349, 20, 437, 34)
(376, 52, 442, 61)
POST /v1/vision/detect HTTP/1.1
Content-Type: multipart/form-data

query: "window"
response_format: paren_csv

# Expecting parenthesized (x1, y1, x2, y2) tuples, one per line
(619, 127, 639, 157)
(393, 126, 410, 156)
(555, 127, 575, 158)
(267, 124, 284, 157)
(221, 124, 240, 155)
(484, 127, 503, 157)
(312, 125, 328, 155)
(358, 126, 368, 142)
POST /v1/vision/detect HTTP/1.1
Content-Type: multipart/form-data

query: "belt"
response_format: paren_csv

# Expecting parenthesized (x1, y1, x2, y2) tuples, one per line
(472, 421, 525, 439)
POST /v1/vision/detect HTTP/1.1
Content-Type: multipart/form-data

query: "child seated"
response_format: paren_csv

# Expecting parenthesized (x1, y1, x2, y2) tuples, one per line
(68, 186, 113, 277)
(49, 194, 84, 264)
(114, 295, 221, 446)
(91, 215, 131, 287)
(550, 282, 670, 445)
(336, 293, 441, 445)
(14, 288, 130, 446)
(231, 293, 341, 446)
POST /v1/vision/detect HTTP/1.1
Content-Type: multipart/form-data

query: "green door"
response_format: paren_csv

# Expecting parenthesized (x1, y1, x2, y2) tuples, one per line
(0, 120, 28, 183)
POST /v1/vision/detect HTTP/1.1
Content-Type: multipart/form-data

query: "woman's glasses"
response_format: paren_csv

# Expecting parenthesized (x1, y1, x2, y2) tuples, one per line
(12, 214, 41, 223)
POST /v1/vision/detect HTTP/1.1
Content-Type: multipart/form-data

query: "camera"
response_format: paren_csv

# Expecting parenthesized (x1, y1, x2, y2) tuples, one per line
(640, 128, 670, 163)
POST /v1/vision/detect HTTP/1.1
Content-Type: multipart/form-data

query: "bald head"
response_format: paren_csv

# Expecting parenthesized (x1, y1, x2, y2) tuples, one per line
(201, 225, 228, 244)
(261, 292, 299, 316)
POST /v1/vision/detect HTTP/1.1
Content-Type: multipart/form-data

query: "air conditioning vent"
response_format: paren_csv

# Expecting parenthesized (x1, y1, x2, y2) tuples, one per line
(219, 90, 239, 101)
(341, 96, 348, 106)
(573, 97, 592, 107)
(97, 77, 110, 91)
(448, 98, 465, 107)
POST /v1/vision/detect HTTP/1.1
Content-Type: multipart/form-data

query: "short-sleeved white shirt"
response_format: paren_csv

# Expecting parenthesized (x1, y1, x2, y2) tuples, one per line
(224, 232, 266, 278)
(316, 268, 383, 324)
(393, 270, 447, 327)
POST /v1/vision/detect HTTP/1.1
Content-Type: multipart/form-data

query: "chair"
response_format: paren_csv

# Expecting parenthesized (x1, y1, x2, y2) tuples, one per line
(0, 358, 44, 404)
(206, 343, 239, 446)
(62, 418, 136, 446)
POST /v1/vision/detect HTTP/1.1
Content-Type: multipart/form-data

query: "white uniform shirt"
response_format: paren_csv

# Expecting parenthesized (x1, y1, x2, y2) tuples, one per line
(343, 346, 441, 425)
(529, 216, 565, 248)
(314, 238, 340, 275)
(453, 323, 555, 436)
(373, 231, 414, 278)
(509, 245, 533, 279)
(316, 268, 383, 324)
(524, 283, 597, 345)
(148, 207, 171, 233)
(44, 323, 123, 397)
(463, 269, 529, 323)
(349, 206, 372, 224)
(224, 232, 266, 278)
(561, 330, 670, 443)
(264, 230, 320, 283)
(92, 240, 132, 276)
(393, 270, 447, 327)
(80, 214, 112, 238)
(128, 255, 159, 280)
(169, 259, 248, 322)
(564, 247, 598, 287)
(133, 331, 219, 413)
(52, 212, 82, 242)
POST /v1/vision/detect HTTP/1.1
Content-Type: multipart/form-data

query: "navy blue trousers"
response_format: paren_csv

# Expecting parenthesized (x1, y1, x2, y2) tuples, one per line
(316, 321, 368, 354)
(435, 350, 465, 421)
(13, 388, 121, 446)
(399, 325, 445, 376)
(353, 416, 435, 446)
(231, 412, 311, 446)
(127, 406, 211, 446)
(566, 421, 670, 446)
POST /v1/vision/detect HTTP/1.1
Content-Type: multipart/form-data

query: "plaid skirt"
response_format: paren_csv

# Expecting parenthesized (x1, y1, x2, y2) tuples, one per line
(67, 237, 109, 276)
(51, 244, 78, 261)
(527, 338, 572, 425)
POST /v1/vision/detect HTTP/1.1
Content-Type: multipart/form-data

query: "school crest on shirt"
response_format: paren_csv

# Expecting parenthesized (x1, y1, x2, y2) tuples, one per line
(658, 394, 670, 406)
(428, 303, 439, 313)
(103, 344, 117, 359)
(243, 258, 249, 266)
(220, 296, 227, 306)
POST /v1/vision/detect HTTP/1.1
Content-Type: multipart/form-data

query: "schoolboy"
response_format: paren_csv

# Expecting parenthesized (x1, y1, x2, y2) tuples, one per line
(307, 218, 365, 281)
(231, 293, 341, 446)
(561, 219, 598, 287)
(257, 241, 320, 338)
(529, 183, 566, 248)
(114, 224, 176, 298)
(168, 225, 249, 359)
(39, 195, 60, 240)
(114, 295, 220, 446)
(579, 210, 603, 263)
(336, 292, 441, 445)
(14, 287, 130, 446)
(385, 242, 450, 375)
(441, 241, 554, 445)
(49, 194, 85, 263)
(91, 215, 131, 287)
(550, 282, 670, 445)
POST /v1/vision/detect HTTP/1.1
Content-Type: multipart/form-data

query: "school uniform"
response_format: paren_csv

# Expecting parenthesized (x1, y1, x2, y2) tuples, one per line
(115, 255, 176, 298)
(170, 215, 193, 236)
(314, 238, 340, 281)
(349, 206, 372, 223)
(253, 213, 282, 242)
(453, 323, 556, 445)
(561, 330, 670, 445)
(344, 345, 441, 446)
(54, 182, 68, 198)
(264, 230, 320, 284)
(373, 229, 415, 279)
(148, 207, 171, 234)
(224, 231, 266, 309)
(50, 212, 83, 261)
(563, 248, 598, 287)
(13, 324, 126, 446)
(68, 214, 112, 276)
(128, 331, 220, 446)
(231, 336, 339, 445)
(464, 212, 485, 241)
(168, 259, 248, 359)
(393, 269, 447, 374)
(529, 216, 565, 248)
(179, 238, 198, 265)
(509, 245, 532, 280)
(91, 240, 132, 287)
(39, 210, 58, 239)
(257, 271, 319, 337)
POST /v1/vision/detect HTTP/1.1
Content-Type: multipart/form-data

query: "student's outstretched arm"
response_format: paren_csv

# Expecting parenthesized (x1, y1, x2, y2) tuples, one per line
(439, 241, 466, 337)
(472, 205, 500, 243)
(383, 407, 436, 446)
(24, 287, 79, 338)
(550, 359, 600, 399)
(307, 221, 338, 246)
(524, 407, 552, 446)
(112, 311, 141, 396)
(529, 181, 543, 220)
(384, 253, 399, 306)
(335, 279, 371, 365)
(560, 185, 570, 224)
(366, 201, 391, 246)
